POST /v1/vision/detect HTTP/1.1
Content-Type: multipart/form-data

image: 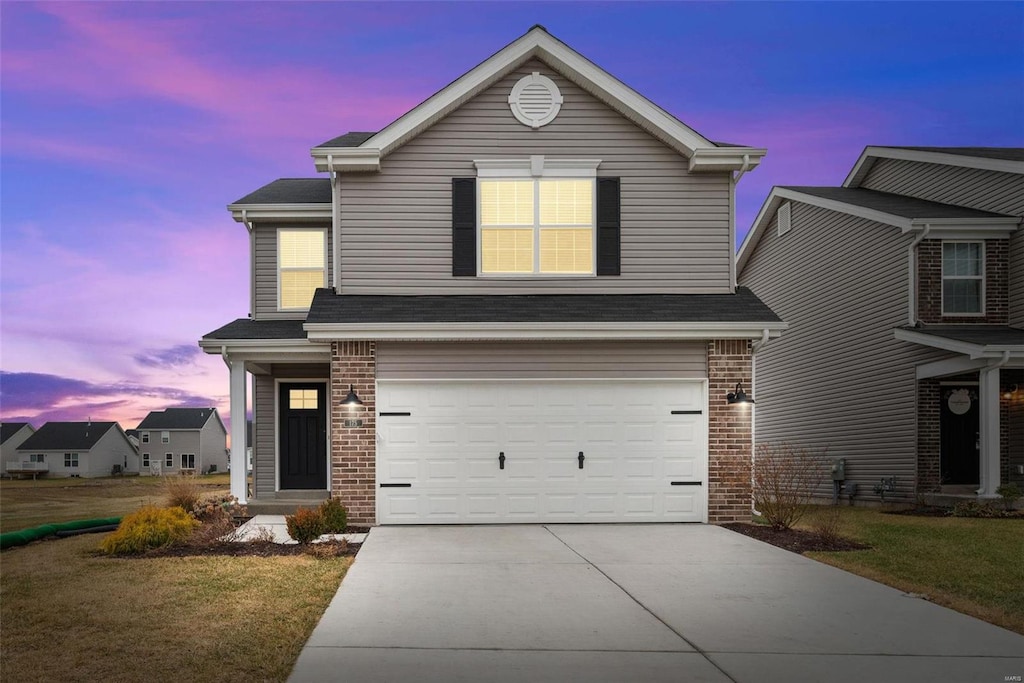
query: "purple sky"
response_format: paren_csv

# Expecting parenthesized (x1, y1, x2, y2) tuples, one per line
(2, 2, 1022, 436)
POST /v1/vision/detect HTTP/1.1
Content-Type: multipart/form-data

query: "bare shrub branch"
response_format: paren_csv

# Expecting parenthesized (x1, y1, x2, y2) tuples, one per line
(754, 442, 826, 530)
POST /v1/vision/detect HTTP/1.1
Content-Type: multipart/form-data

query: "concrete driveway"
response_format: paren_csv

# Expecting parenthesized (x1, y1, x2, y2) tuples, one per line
(289, 525, 1023, 683)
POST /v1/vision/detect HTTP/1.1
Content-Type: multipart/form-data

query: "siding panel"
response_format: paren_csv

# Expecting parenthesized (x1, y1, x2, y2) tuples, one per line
(861, 159, 1024, 216)
(377, 341, 707, 379)
(1010, 229, 1024, 327)
(339, 59, 733, 295)
(739, 203, 949, 502)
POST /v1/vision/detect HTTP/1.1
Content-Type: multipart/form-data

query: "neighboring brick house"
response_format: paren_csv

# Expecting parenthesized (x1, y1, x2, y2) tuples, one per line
(15, 422, 138, 478)
(136, 408, 228, 475)
(200, 26, 784, 524)
(738, 147, 1023, 502)
(1, 422, 36, 475)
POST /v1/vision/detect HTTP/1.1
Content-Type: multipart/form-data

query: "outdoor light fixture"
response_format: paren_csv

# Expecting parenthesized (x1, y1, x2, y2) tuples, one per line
(1003, 384, 1019, 400)
(726, 382, 754, 405)
(341, 385, 363, 407)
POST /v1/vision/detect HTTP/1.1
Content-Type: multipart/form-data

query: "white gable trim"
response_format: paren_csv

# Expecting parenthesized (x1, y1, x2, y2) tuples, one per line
(737, 188, 1019, 274)
(227, 204, 332, 222)
(311, 27, 765, 173)
(845, 146, 1024, 188)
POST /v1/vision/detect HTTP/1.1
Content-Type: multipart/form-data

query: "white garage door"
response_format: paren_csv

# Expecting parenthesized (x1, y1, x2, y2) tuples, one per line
(376, 380, 706, 524)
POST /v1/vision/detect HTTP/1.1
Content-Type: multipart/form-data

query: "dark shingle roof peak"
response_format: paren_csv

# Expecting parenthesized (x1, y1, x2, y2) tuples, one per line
(137, 408, 219, 431)
(230, 178, 331, 206)
(780, 186, 1015, 220)
(313, 131, 377, 149)
(1, 423, 33, 444)
(878, 147, 1024, 162)
(18, 422, 119, 451)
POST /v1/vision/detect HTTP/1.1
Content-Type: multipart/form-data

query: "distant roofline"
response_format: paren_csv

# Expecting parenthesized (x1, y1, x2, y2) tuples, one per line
(845, 146, 1024, 187)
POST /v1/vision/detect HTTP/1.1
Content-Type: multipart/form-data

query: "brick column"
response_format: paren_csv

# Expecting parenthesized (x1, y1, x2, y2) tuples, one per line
(916, 379, 941, 493)
(330, 341, 376, 525)
(707, 339, 753, 524)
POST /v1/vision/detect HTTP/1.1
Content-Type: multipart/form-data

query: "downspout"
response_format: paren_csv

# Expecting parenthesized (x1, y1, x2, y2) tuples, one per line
(750, 327, 771, 516)
(733, 153, 752, 185)
(729, 155, 752, 291)
(329, 155, 340, 293)
(907, 224, 931, 327)
(241, 210, 255, 319)
(220, 345, 230, 369)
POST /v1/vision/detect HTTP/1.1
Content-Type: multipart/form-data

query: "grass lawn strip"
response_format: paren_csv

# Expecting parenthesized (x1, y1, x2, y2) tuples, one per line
(1, 534, 351, 682)
(801, 508, 1023, 635)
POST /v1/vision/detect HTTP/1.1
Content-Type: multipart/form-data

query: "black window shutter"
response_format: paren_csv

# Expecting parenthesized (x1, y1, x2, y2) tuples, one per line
(596, 177, 621, 276)
(451, 178, 476, 276)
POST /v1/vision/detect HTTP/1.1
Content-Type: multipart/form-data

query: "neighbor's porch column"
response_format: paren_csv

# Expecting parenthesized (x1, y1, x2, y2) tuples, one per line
(977, 364, 1001, 498)
(230, 359, 248, 504)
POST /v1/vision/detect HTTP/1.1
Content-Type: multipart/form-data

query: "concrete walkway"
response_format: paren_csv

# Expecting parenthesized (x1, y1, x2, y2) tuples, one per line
(289, 525, 1024, 683)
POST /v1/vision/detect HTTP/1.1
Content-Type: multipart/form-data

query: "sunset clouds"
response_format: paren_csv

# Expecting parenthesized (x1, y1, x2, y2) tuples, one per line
(2, 2, 1022, 433)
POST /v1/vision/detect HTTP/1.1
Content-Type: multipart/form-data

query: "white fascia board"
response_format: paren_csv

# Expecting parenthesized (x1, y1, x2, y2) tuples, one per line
(351, 27, 719, 162)
(688, 148, 767, 173)
(902, 217, 1019, 238)
(199, 339, 330, 360)
(894, 328, 1024, 359)
(228, 204, 332, 222)
(311, 148, 381, 173)
(915, 356, 991, 380)
(305, 321, 786, 342)
(845, 146, 1024, 188)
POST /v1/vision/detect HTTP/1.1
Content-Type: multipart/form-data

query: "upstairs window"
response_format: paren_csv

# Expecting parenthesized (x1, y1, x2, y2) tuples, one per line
(942, 241, 984, 315)
(161, 431, 170, 444)
(479, 179, 594, 275)
(141, 432, 149, 444)
(279, 229, 326, 310)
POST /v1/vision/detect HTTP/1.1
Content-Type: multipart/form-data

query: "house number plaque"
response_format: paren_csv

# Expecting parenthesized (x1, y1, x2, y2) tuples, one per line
(343, 419, 363, 428)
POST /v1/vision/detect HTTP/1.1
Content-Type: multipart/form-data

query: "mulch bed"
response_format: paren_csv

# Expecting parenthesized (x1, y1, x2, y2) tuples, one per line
(144, 539, 361, 558)
(722, 523, 870, 553)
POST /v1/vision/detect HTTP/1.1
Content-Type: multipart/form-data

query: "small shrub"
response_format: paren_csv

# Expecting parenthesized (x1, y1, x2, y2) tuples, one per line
(286, 507, 325, 544)
(951, 500, 1000, 518)
(318, 498, 348, 533)
(754, 442, 826, 530)
(99, 505, 198, 555)
(191, 494, 248, 522)
(164, 474, 202, 512)
(996, 483, 1021, 511)
(303, 539, 348, 559)
(811, 505, 843, 545)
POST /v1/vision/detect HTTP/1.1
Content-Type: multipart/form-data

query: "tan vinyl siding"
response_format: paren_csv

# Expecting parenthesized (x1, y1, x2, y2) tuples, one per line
(376, 341, 707, 379)
(339, 59, 732, 295)
(1010, 229, 1024, 327)
(739, 203, 948, 502)
(860, 159, 1024, 216)
(254, 224, 333, 320)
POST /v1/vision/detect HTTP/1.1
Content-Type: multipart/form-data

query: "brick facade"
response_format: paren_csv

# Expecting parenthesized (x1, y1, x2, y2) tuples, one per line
(707, 339, 753, 523)
(917, 239, 1008, 324)
(330, 341, 376, 525)
(916, 379, 941, 493)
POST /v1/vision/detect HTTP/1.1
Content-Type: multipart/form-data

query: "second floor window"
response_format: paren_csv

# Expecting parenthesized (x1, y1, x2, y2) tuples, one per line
(161, 431, 170, 444)
(141, 432, 149, 443)
(942, 241, 984, 315)
(279, 229, 327, 310)
(479, 179, 594, 275)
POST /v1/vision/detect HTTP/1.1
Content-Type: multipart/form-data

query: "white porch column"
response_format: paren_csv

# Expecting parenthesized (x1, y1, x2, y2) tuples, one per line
(977, 364, 1001, 498)
(229, 359, 248, 504)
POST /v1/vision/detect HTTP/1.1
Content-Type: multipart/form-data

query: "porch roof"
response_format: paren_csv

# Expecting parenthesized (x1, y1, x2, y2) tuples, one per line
(895, 325, 1024, 359)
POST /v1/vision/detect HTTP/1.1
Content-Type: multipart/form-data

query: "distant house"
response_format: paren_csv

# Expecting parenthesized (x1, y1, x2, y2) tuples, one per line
(1, 423, 36, 475)
(136, 408, 228, 475)
(738, 146, 1023, 503)
(16, 422, 139, 478)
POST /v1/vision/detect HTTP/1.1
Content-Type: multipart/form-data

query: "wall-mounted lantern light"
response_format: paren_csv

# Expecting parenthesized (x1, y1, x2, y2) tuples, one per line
(1003, 384, 1019, 400)
(726, 382, 754, 405)
(341, 384, 363, 407)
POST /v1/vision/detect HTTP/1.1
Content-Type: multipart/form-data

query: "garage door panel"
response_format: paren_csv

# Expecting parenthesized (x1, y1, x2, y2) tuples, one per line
(377, 380, 707, 524)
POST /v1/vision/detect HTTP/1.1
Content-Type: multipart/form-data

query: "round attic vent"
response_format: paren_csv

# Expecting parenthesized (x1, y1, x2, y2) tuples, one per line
(508, 72, 563, 129)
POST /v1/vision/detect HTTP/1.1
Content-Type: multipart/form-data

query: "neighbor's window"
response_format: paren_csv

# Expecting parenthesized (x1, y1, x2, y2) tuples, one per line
(142, 453, 150, 467)
(942, 241, 984, 315)
(65, 453, 79, 468)
(141, 432, 150, 444)
(29, 454, 45, 463)
(161, 431, 170, 444)
(289, 389, 319, 410)
(165, 453, 174, 468)
(181, 453, 195, 470)
(480, 179, 594, 275)
(279, 229, 327, 310)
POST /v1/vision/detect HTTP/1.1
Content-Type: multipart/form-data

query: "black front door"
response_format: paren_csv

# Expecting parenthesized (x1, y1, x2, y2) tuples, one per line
(940, 386, 980, 485)
(279, 383, 327, 490)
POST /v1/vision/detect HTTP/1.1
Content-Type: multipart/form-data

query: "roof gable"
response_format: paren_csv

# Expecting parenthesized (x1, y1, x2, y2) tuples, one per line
(845, 146, 1024, 188)
(137, 408, 221, 431)
(18, 422, 120, 451)
(311, 26, 764, 174)
(1, 423, 34, 445)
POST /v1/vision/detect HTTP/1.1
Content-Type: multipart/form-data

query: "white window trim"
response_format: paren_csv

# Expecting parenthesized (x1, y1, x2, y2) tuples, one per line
(277, 228, 328, 312)
(141, 432, 149, 444)
(29, 454, 45, 463)
(165, 453, 174, 468)
(941, 240, 986, 317)
(65, 452, 79, 468)
(180, 453, 196, 471)
(473, 159, 601, 278)
(161, 431, 170, 444)
(142, 453, 150, 467)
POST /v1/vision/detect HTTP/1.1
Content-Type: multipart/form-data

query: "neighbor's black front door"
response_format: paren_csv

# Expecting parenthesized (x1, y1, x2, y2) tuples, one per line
(279, 383, 327, 490)
(940, 386, 979, 486)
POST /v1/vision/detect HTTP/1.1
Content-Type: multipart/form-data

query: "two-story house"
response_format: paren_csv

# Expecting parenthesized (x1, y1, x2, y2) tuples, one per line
(738, 147, 1023, 503)
(136, 408, 228, 475)
(200, 26, 784, 524)
(16, 422, 138, 478)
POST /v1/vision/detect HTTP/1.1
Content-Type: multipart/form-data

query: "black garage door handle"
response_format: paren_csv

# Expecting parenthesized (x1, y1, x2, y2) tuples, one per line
(578, 452, 585, 469)
(379, 483, 412, 488)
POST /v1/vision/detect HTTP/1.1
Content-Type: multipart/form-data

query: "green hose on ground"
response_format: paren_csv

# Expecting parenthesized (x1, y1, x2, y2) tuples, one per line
(0, 517, 121, 549)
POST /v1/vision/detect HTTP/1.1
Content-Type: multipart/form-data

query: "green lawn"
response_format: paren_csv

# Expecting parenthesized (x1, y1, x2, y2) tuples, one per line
(801, 507, 1024, 634)
(0, 474, 231, 532)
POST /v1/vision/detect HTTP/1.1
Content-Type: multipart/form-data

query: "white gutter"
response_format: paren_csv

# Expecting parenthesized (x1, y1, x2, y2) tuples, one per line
(733, 153, 753, 185)
(220, 345, 230, 369)
(906, 224, 931, 326)
(329, 155, 340, 293)
(750, 327, 771, 517)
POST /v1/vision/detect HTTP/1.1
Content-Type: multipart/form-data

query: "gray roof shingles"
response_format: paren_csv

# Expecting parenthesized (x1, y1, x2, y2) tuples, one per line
(879, 147, 1024, 163)
(202, 319, 308, 340)
(904, 325, 1024, 347)
(137, 408, 219, 431)
(231, 178, 331, 205)
(782, 187, 1015, 220)
(18, 422, 119, 451)
(314, 132, 377, 148)
(1, 423, 32, 445)
(306, 288, 782, 325)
